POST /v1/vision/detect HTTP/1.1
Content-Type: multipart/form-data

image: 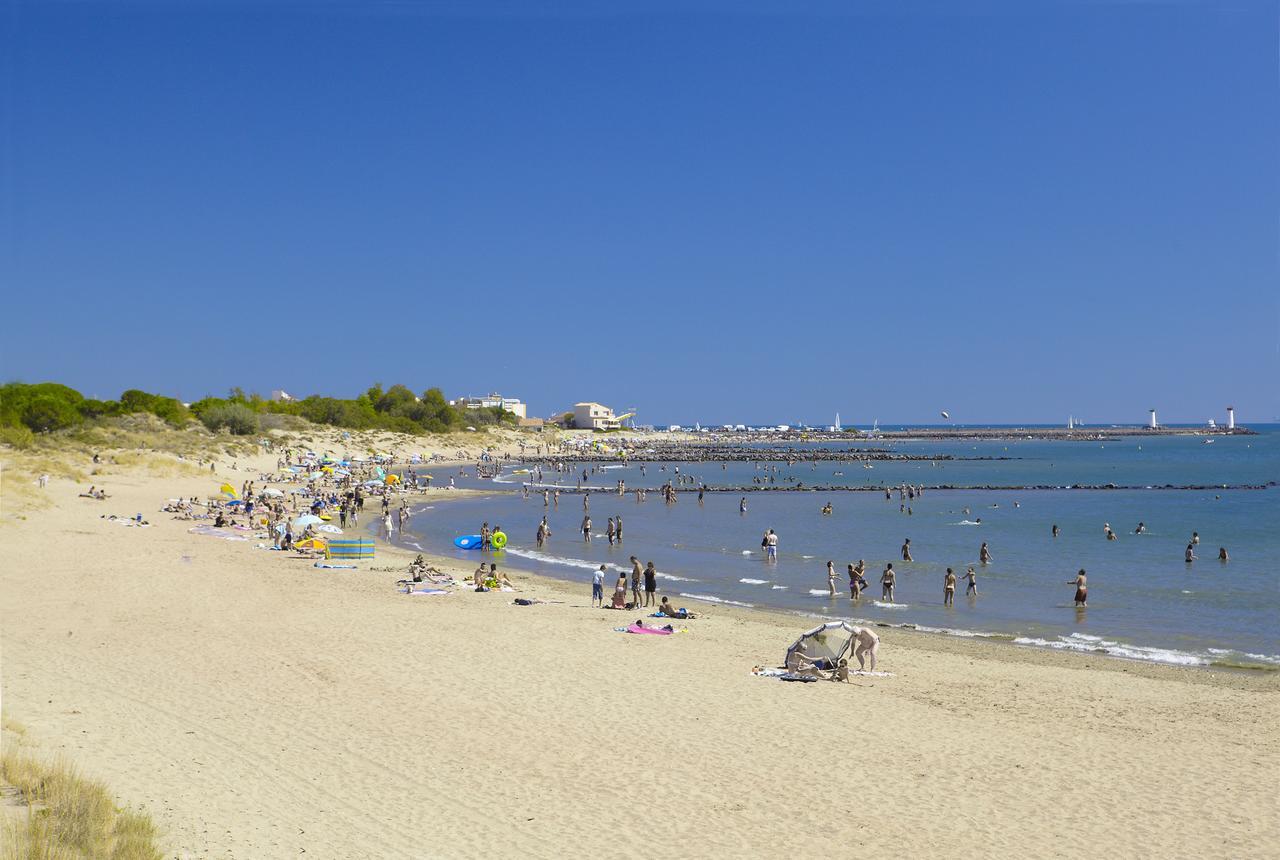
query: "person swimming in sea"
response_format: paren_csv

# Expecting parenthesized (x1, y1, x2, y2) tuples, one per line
(1134, 522, 1146, 534)
(1052, 524, 1060, 538)
(1218, 547, 1229, 562)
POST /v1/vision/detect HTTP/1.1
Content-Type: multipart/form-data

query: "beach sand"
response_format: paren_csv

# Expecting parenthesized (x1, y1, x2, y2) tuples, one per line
(2, 442, 1277, 858)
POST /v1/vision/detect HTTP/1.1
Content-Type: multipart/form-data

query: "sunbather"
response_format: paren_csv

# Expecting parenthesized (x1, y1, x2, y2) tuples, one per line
(657, 596, 697, 619)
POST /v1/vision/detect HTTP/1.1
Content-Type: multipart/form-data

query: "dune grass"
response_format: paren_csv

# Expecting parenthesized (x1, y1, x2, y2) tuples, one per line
(1, 727, 164, 860)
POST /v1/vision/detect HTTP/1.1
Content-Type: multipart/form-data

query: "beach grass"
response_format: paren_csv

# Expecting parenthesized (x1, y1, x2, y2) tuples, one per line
(1, 742, 164, 860)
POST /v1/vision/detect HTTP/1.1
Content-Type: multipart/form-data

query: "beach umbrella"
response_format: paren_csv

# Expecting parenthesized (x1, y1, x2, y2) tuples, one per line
(262, 488, 284, 497)
(294, 537, 328, 550)
(294, 514, 323, 527)
(225, 499, 244, 507)
(219, 483, 239, 498)
(317, 524, 343, 534)
(384, 474, 399, 485)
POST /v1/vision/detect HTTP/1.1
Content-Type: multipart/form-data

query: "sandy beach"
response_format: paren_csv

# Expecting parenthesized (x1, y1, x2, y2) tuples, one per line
(3, 439, 1278, 859)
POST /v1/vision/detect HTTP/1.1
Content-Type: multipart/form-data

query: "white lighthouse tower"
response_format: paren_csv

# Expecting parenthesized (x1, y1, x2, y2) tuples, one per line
(1149, 409, 1158, 429)
(1227, 406, 1235, 430)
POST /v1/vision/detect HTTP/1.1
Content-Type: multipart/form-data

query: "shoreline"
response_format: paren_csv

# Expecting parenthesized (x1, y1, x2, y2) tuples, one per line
(393, 523, 1280, 679)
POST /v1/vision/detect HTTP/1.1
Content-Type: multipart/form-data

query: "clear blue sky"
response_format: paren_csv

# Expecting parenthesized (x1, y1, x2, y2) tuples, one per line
(3, 0, 1277, 425)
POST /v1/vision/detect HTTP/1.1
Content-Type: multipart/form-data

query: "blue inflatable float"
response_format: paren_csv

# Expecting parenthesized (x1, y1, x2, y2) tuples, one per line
(454, 535, 483, 550)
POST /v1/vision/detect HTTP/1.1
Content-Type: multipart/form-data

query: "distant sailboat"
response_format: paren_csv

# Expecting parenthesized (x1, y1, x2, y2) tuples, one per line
(835, 412, 842, 431)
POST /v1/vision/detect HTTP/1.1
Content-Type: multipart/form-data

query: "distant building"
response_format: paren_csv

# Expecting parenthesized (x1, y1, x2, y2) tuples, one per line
(452, 393, 527, 419)
(270, 390, 294, 402)
(574, 402, 620, 430)
(518, 416, 545, 428)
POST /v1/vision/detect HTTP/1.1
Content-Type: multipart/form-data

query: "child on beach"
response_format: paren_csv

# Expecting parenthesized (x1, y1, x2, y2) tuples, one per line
(592, 565, 605, 607)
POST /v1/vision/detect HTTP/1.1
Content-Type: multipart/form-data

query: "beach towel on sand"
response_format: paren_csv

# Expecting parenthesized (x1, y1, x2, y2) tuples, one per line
(625, 624, 673, 635)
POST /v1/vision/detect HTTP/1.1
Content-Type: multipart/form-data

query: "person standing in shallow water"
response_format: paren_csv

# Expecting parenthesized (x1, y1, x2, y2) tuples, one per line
(1069, 569, 1088, 606)
(901, 539, 913, 562)
(979, 542, 992, 565)
(581, 515, 592, 542)
(1052, 524, 1060, 538)
(881, 564, 896, 602)
(962, 565, 978, 597)
(826, 561, 838, 597)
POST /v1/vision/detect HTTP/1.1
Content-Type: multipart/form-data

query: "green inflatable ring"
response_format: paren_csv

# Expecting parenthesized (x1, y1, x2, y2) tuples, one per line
(491, 531, 507, 549)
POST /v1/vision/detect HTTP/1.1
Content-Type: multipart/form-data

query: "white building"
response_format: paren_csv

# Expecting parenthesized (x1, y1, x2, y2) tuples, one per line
(574, 402, 620, 430)
(1227, 406, 1235, 430)
(452, 393, 527, 419)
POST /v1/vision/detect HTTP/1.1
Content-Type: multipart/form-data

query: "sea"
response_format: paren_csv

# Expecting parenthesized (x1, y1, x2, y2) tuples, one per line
(390, 426, 1280, 670)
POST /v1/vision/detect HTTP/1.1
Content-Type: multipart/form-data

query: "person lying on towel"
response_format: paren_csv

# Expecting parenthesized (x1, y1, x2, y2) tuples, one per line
(657, 597, 697, 619)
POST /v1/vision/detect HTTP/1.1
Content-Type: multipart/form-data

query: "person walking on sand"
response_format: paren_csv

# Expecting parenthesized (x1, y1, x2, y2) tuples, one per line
(827, 561, 838, 597)
(1069, 569, 1088, 606)
(881, 564, 896, 603)
(979, 542, 992, 565)
(592, 565, 605, 607)
(962, 565, 978, 597)
(901, 538, 913, 562)
(582, 515, 592, 542)
(644, 561, 657, 606)
(944, 567, 957, 606)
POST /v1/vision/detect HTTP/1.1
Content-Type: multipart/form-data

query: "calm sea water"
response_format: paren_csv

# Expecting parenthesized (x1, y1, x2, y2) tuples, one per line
(393, 427, 1280, 669)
